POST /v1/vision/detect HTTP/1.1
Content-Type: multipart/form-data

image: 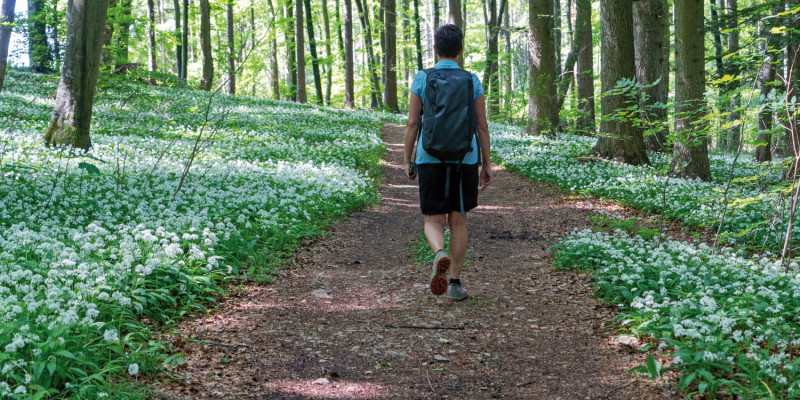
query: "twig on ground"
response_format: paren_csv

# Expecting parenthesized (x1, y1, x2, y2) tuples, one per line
(184, 339, 251, 348)
(603, 380, 635, 398)
(426, 370, 436, 394)
(385, 324, 466, 330)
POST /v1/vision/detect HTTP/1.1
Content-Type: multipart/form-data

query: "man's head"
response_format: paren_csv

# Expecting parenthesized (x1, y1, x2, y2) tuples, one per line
(434, 24, 463, 59)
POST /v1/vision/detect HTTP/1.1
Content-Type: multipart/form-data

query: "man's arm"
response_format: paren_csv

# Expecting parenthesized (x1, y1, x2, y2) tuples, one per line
(474, 95, 492, 190)
(404, 93, 423, 179)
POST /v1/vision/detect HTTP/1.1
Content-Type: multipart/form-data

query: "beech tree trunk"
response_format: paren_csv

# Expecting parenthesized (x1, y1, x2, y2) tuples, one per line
(448, 0, 463, 67)
(0, 0, 15, 92)
(199, 0, 213, 91)
(556, 0, 587, 115)
(343, 0, 355, 108)
(146, 0, 157, 82)
(226, 0, 236, 95)
(286, 2, 297, 101)
(593, 0, 649, 165)
(672, 0, 711, 180)
(296, 0, 307, 103)
(414, 0, 422, 71)
(43, 0, 111, 150)
(115, 0, 133, 65)
(484, 0, 507, 117)
(28, 0, 52, 72)
(755, 3, 784, 163)
(385, 0, 398, 111)
(322, 0, 333, 105)
(304, 0, 323, 105)
(173, 0, 183, 80)
(354, 0, 382, 108)
(181, 0, 188, 80)
(526, 0, 558, 135)
(724, 0, 740, 152)
(633, 0, 669, 151)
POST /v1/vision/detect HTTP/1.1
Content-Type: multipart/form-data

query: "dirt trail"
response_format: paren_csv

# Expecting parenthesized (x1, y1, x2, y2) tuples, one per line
(157, 123, 677, 399)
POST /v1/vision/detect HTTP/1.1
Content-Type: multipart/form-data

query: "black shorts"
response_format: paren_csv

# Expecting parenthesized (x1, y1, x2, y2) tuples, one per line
(418, 164, 479, 215)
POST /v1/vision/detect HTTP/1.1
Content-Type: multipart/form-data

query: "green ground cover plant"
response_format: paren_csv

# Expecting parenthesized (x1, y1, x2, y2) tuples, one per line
(0, 70, 384, 398)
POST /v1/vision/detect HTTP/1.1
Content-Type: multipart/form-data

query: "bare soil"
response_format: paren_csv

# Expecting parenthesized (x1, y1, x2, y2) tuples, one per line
(154, 123, 680, 399)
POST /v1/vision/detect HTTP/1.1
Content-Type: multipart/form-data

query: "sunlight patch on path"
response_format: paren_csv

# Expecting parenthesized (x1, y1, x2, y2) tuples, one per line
(260, 379, 390, 399)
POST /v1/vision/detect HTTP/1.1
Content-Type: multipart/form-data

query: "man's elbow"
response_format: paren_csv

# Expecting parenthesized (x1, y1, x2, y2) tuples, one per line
(406, 119, 419, 130)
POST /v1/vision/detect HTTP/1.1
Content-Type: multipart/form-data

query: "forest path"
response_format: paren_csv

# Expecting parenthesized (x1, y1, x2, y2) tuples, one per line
(157, 123, 677, 399)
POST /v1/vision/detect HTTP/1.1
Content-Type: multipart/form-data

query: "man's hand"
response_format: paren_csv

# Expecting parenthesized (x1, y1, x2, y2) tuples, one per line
(405, 162, 417, 180)
(479, 165, 492, 190)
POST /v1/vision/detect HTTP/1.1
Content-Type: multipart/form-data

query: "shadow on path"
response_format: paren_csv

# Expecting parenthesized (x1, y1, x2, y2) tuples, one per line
(156, 123, 677, 399)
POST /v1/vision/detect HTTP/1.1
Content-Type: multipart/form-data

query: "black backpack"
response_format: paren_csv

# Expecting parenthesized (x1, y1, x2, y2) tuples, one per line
(415, 67, 478, 215)
(418, 68, 477, 163)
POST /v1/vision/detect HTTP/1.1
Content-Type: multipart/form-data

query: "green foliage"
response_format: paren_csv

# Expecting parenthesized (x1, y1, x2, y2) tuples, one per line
(0, 68, 384, 398)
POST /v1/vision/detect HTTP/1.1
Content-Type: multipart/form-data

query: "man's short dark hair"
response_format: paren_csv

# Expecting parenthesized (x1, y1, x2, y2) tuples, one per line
(434, 24, 463, 58)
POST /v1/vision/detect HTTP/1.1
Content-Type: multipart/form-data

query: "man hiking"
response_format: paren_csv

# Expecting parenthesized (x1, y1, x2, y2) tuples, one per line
(403, 24, 492, 301)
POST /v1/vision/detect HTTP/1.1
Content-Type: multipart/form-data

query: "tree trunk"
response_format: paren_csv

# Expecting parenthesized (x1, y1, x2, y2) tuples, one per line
(354, 0, 382, 108)
(672, 0, 711, 180)
(173, 0, 183, 79)
(402, 0, 410, 86)
(755, 3, 785, 162)
(146, 0, 158, 82)
(322, 0, 333, 105)
(335, 0, 345, 65)
(484, 0, 507, 117)
(343, 0, 355, 108)
(503, 3, 512, 117)
(414, 0, 422, 71)
(633, 0, 669, 151)
(181, 0, 188, 80)
(0, 0, 16, 92)
(199, 0, 213, 91)
(286, 2, 297, 101)
(594, 0, 649, 165)
(304, 0, 323, 105)
(43, 0, 111, 150)
(115, 0, 133, 65)
(267, 0, 280, 98)
(51, 1, 61, 71)
(296, 0, 307, 103)
(554, 0, 561, 85)
(724, 0, 740, 152)
(556, 0, 587, 115)
(226, 0, 236, 95)
(385, 0, 398, 111)
(784, 14, 800, 179)
(526, 0, 558, 135)
(28, 0, 52, 72)
(448, 0, 463, 67)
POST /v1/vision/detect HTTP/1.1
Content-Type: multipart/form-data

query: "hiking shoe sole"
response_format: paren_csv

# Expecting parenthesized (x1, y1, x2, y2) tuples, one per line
(431, 251, 450, 296)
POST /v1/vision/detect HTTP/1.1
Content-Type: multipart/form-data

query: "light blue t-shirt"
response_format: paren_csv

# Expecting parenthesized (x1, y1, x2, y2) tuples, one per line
(411, 60, 484, 165)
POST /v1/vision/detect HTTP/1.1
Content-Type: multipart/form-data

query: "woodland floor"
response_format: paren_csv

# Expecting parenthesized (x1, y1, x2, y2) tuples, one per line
(154, 123, 681, 399)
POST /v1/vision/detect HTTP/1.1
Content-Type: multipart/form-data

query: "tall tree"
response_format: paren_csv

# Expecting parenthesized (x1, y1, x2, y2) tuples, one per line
(723, 0, 741, 152)
(173, 0, 183, 80)
(593, 0, 649, 165)
(672, 0, 711, 180)
(755, 3, 785, 163)
(484, 0, 507, 117)
(385, 0, 398, 111)
(354, 0, 382, 108)
(285, 1, 297, 101)
(526, 0, 558, 135)
(414, 0, 422, 70)
(268, 0, 280, 98)
(0, 0, 16, 92)
(43, 0, 111, 150)
(199, 0, 213, 91)
(553, 0, 561, 84)
(447, 0, 463, 67)
(115, 0, 133, 65)
(304, 0, 323, 104)
(322, 0, 333, 105)
(226, 0, 236, 94)
(28, 0, 52, 72)
(296, 0, 307, 103)
(146, 0, 158, 83)
(50, 0, 61, 71)
(555, 0, 588, 115)
(181, 0, 188, 79)
(633, 0, 669, 151)
(344, 0, 355, 108)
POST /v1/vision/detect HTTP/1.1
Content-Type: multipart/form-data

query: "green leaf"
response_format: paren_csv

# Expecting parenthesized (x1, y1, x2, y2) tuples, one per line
(54, 349, 76, 359)
(645, 354, 661, 378)
(78, 161, 101, 175)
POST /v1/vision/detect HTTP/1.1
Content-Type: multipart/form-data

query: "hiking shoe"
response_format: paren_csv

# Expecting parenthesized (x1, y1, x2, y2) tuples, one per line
(447, 281, 468, 301)
(430, 250, 450, 295)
